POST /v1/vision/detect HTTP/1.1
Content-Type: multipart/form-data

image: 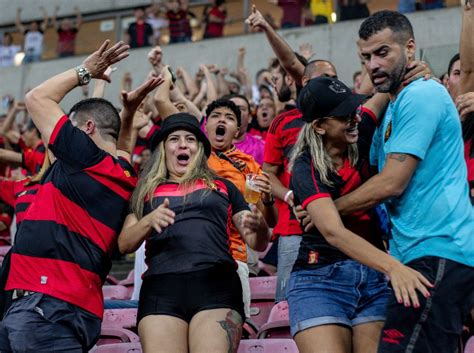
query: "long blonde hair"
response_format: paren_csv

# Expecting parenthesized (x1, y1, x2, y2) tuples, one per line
(289, 123, 358, 187)
(130, 139, 216, 218)
(26, 148, 51, 185)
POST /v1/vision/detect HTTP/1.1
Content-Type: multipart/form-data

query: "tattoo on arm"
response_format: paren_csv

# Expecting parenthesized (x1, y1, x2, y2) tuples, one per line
(388, 153, 407, 162)
(218, 310, 243, 353)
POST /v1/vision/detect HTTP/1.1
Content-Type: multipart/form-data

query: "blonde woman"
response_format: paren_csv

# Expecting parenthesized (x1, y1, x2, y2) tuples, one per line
(118, 113, 269, 353)
(286, 77, 432, 353)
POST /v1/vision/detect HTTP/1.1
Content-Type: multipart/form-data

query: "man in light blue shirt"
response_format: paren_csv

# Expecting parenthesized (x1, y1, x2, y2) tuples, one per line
(336, 10, 474, 353)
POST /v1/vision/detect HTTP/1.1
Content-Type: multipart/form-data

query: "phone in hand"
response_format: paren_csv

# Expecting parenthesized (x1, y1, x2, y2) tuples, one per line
(168, 67, 177, 83)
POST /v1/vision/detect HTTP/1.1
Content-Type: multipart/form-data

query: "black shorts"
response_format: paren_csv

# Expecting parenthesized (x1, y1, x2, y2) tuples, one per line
(378, 256, 474, 353)
(137, 265, 244, 324)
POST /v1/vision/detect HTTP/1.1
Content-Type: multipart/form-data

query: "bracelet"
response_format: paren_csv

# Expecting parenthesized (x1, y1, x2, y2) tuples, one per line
(284, 190, 293, 204)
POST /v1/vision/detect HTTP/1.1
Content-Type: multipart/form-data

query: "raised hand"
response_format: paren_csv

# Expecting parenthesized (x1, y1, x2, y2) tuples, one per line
(121, 76, 164, 114)
(82, 40, 130, 82)
(299, 43, 314, 61)
(245, 5, 269, 32)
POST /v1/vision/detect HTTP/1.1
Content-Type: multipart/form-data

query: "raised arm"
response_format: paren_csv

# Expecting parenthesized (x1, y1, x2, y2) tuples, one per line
(118, 76, 163, 161)
(24, 40, 130, 144)
(91, 66, 117, 98)
(153, 66, 180, 120)
(169, 84, 202, 120)
(200, 64, 218, 104)
(0, 102, 26, 137)
(15, 8, 26, 34)
(74, 6, 83, 29)
(460, 0, 474, 94)
(246, 5, 304, 85)
(51, 5, 60, 29)
(39, 6, 49, 32)
(176, 67, 198, 99)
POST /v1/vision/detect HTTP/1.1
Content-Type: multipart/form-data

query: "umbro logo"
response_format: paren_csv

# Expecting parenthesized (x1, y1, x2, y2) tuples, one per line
(382, 329, 405, 344)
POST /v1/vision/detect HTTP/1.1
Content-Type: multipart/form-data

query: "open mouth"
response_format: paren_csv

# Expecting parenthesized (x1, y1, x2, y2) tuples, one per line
(261, 112, 268, 118)
(177, 153, 190, 166)
(372, 74, 387, 85)
(346, 124, 359, 136)
(214, 125, 227, 142)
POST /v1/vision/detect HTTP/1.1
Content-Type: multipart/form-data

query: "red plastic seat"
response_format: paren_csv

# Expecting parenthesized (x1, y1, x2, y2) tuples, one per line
(95, 328, 140, 346)
(90, 342, 142, 352)
(257, 301, 291, 339)
(238, 338, 299, 353)
(249, 276, 277, 329)
(465, 336, 474, 353)
(249, 276, 277, 301)
(102, 308, 137, 330)
(102, 285, 131, 300)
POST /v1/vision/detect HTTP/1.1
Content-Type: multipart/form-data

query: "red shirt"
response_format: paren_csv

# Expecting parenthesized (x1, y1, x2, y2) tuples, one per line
(264, 109, 304, 237)
(0, 178, 41, 226)
(205, 6, 226, 37)
(57, 28, 78, 55)
(465, 139, 473, 190)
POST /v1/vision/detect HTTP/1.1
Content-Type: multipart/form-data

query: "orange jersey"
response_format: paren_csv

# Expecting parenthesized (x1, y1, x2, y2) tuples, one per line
(208, 146, 262, 262)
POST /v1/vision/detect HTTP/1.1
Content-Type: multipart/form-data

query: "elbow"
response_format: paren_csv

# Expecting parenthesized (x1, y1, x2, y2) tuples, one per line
(117, 237, 134, 255)
(383, 182, 405, 198)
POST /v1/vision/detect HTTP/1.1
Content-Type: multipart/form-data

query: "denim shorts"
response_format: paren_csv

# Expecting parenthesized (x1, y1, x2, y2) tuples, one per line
(287, 260, 390, 337)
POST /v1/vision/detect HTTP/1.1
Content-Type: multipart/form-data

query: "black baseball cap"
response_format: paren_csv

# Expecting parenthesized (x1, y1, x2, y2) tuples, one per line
(298, 77, 367, 122)
(150, 113, 211, 157)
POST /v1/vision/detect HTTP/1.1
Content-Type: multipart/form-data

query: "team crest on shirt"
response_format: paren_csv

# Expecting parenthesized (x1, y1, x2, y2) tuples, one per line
(384, 121, 392, 142)
(124, 170, 131, 178)
(308, 251, 319, 264)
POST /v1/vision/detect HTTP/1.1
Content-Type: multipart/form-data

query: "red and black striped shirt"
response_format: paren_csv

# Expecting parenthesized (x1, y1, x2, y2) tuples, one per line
(264, 108, 305, 237)
(6, 116, 137, 318)
(0, 178, 40, 226)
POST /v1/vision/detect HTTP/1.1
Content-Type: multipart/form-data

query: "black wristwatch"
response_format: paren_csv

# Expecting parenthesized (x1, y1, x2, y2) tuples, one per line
(75, 65, 92, 86)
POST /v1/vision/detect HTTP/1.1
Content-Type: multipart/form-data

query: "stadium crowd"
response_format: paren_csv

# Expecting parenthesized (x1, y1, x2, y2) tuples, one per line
(0, 1, 472, 353)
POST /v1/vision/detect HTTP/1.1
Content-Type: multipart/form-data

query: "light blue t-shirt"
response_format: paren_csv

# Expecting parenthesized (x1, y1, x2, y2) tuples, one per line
(370, 79, 474, 266)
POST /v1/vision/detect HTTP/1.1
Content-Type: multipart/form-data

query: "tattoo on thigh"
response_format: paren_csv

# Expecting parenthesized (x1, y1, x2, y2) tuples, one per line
(388, 153, 407, 162)
(218, 310, 242, 353)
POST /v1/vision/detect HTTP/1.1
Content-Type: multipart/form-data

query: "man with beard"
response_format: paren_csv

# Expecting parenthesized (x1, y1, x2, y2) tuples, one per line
(335, 11, 474, 353)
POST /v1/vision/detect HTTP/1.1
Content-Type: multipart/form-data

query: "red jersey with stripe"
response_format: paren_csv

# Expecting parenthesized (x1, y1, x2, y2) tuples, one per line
(0, 178, 40, 226)
(465, 139, 473, 191)
(6, 116, 137, 319)
(264, 109, 304, 237)
(20, 140, 45, 175)
(143, 178, 249, 277)
(290, 109, 385, 269)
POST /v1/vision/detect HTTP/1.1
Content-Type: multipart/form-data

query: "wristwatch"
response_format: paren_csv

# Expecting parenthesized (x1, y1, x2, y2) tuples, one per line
(75, 65, 92, 86)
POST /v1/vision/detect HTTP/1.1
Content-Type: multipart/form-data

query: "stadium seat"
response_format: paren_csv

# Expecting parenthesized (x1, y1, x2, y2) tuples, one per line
(257, 301, 291, 339)
(465, 336, 474, 353)
(102, 308, 137, 330)
(238, 338, 299, 353)
(103, 285, 131, 300)
(95, 328, 140, 346)
(90, 342, 142, 352)
(249, 276, 277, 329)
